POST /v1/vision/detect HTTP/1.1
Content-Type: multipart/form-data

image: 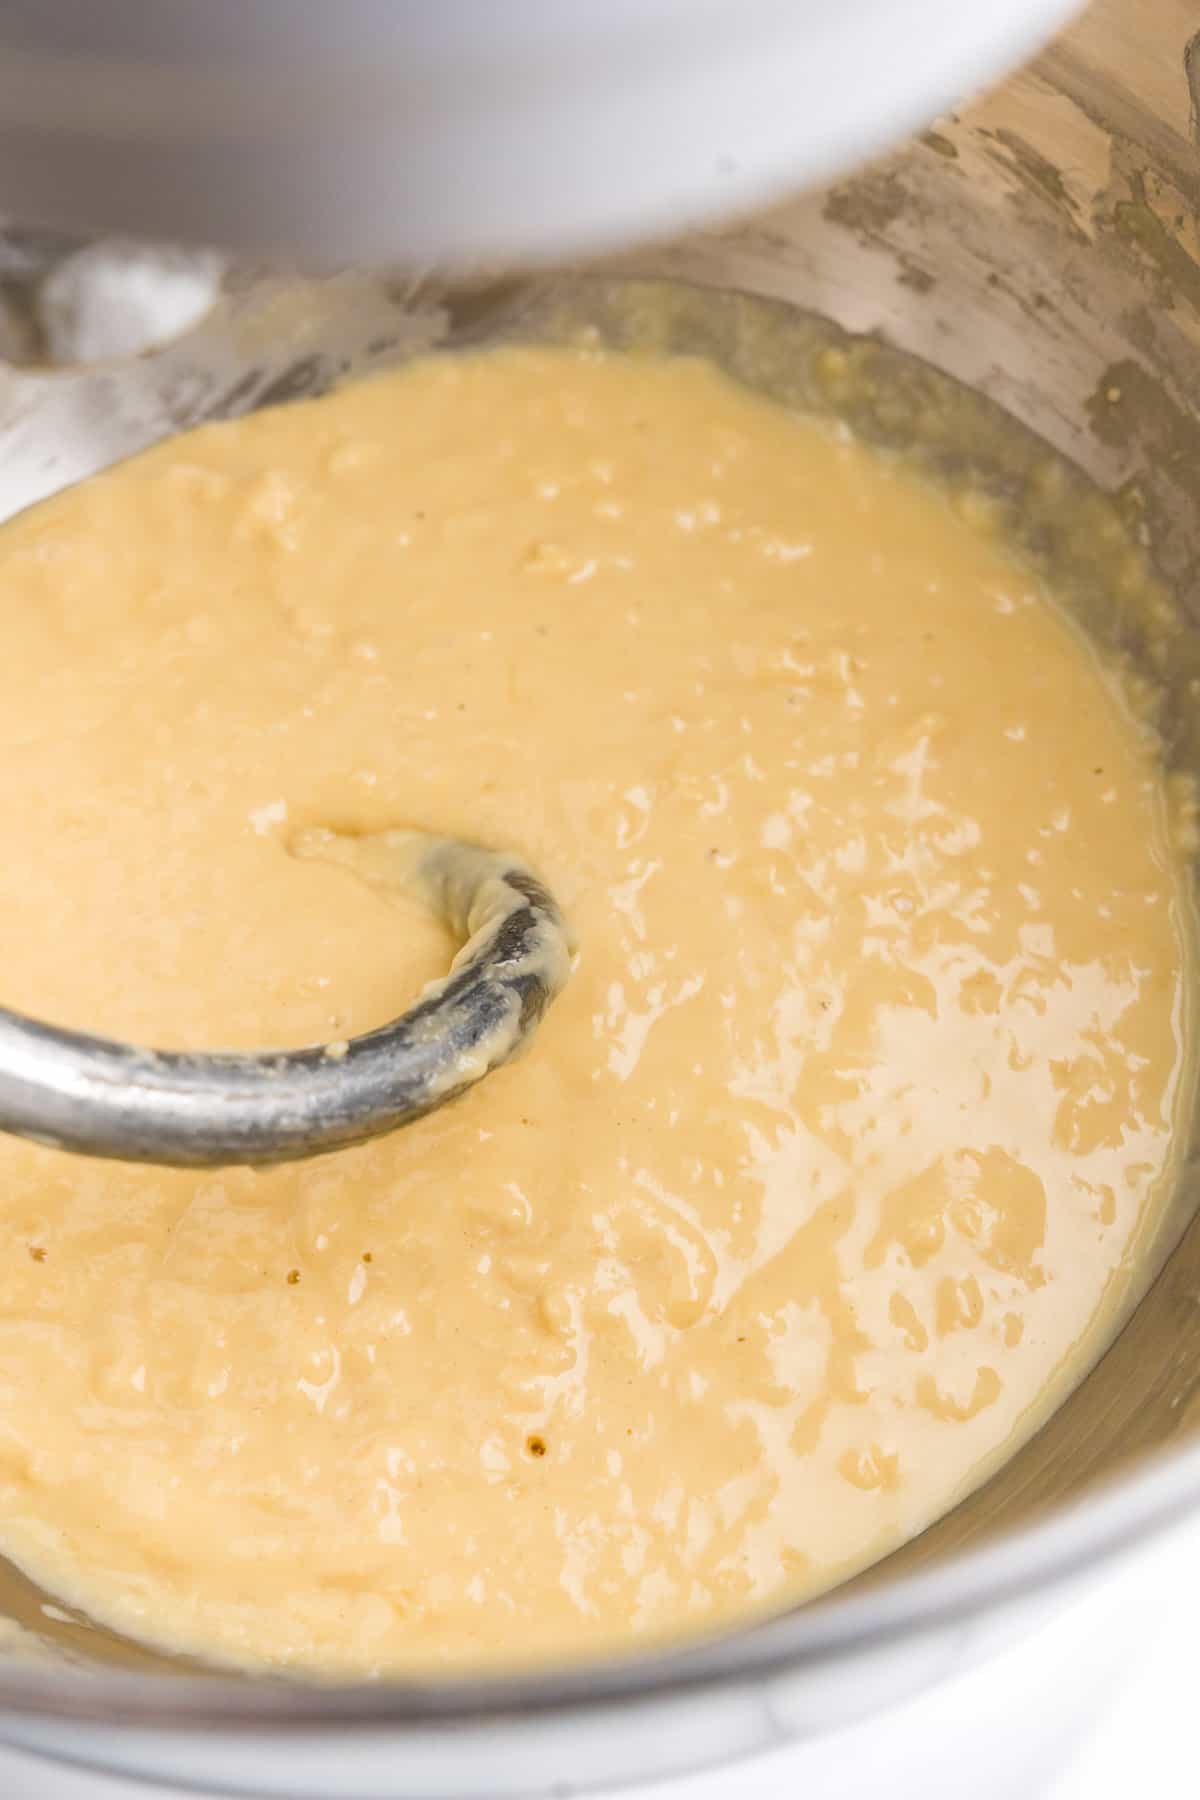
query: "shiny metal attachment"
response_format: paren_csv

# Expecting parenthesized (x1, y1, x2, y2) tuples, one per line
(0, 830, 571, 1167)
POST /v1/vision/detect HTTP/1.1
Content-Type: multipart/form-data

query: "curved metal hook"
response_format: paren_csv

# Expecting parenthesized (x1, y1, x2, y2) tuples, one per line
(0, 830, 572, 1167)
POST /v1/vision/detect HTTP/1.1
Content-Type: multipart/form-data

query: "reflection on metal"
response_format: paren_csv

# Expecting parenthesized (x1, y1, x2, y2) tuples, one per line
(0, 831, 571, 1167)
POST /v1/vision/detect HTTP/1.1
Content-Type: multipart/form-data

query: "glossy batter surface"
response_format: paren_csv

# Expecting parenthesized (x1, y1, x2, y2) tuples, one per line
(0, 348, 1189, 1674)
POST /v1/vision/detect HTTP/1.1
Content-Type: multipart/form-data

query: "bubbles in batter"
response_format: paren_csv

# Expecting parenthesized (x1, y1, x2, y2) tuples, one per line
(0, 345, 1189, 1674)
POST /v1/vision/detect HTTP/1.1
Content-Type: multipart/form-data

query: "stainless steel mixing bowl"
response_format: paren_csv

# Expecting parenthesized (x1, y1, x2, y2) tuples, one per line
(0, 1, 1199, 1793)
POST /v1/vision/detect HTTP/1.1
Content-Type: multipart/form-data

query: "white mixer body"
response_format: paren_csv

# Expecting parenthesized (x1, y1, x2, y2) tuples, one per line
(0, 0, 1082, 267)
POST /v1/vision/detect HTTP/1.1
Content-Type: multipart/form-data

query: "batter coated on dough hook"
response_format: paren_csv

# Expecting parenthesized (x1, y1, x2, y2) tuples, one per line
(0, 829, 572, 1168)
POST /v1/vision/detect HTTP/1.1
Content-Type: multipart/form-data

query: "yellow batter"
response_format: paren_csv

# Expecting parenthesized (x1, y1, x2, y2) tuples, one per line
(0, 345, 1189, 1675)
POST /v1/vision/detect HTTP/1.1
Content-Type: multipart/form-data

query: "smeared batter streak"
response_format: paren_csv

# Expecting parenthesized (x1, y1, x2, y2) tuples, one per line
(0, 346, 1188, 1674)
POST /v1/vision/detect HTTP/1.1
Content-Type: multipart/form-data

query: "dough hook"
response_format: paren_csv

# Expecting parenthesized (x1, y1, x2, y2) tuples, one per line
(0, 829, 571, 1168)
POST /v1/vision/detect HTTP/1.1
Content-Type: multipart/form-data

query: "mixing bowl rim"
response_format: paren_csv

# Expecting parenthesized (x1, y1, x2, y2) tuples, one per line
(0, 1433, 1196, 1730)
